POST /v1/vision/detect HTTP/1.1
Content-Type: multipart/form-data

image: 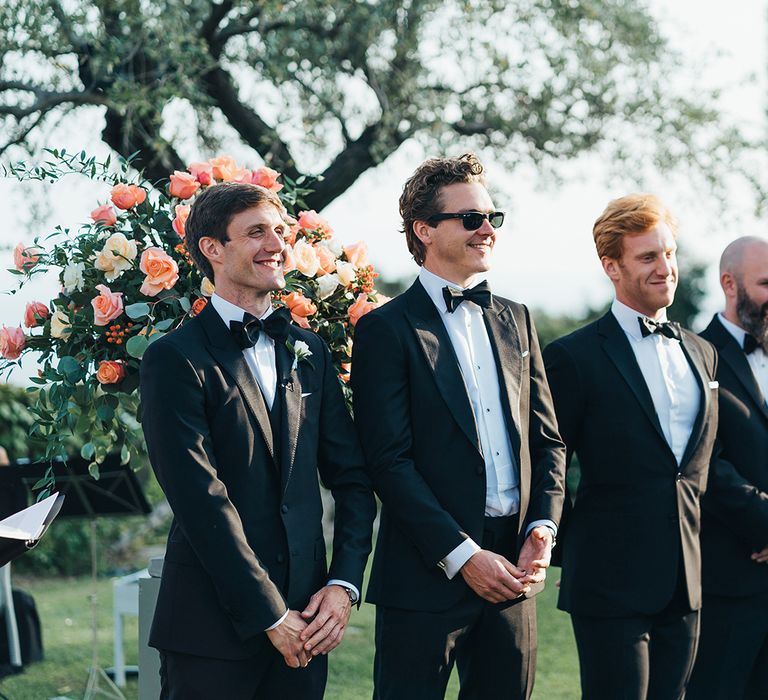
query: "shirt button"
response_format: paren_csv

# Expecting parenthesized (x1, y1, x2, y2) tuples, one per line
(486, 408, 490, 413)
(495, 451, 500, 456)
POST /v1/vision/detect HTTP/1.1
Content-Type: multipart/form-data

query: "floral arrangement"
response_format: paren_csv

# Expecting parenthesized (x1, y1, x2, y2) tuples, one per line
(1, 150, 389, 484)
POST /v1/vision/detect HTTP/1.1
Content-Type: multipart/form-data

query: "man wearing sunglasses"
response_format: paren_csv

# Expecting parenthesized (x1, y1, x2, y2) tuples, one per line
(351, 153, 566, 699)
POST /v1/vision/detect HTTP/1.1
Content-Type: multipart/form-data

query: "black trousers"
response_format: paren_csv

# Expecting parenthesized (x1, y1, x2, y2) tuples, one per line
(159, 646, 327, 700)
(373, 515, 537, 700)
(687, 588, 768, 700)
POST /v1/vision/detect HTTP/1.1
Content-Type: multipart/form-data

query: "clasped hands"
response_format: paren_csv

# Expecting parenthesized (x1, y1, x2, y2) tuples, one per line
(751, 545, 768, 564)
(460, 526, 553, 604)
(266, 584, 352, 668)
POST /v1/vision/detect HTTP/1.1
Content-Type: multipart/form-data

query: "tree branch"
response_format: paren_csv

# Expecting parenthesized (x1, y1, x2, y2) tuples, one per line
(0, 90, 109, 119)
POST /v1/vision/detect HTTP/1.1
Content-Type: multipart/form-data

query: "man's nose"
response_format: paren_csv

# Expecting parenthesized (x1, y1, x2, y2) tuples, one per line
(265, 228, 286, 252)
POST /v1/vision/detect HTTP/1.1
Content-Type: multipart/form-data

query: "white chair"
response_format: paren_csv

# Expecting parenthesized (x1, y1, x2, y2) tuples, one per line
(111, 569, 148, 687)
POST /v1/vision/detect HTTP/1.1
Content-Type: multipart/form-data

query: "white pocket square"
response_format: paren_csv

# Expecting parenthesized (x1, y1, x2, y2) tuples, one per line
(522, 350, 530, 358)
(708, 381, 719, 389)
(301, 392, 312, 398)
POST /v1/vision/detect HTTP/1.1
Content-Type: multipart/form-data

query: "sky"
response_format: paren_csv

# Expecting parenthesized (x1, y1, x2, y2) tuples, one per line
(0, 0, 766, 384)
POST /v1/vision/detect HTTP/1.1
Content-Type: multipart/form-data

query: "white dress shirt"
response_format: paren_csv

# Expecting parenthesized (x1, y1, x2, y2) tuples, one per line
(611, 299, 701, 464)
(418, 268, 555, 578)
(718, 313, 768, 404)
(210, 294, 358, 627)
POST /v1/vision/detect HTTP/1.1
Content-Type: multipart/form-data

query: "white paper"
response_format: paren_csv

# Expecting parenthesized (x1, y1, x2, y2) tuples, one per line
(0, 492, 60, 541)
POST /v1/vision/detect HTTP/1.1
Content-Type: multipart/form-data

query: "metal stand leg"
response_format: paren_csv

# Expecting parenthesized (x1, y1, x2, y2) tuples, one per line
(0, 564, 21, 668)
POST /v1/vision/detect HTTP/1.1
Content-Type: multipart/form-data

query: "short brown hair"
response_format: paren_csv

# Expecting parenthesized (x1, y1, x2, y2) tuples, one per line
(399, 153, 486, 266)
(593, 194, 677, 260)
(184, 183, 286, 280)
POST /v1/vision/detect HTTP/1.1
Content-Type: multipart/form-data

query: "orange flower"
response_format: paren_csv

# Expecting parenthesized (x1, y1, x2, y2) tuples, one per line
(172, 204, 191, 238)
(315, 244, 337, 276)
(139, 247, 179, 297)
(0, 326, 25, 360)
(348, 293, 377, 327)
(13, 243, 42, 272)
(283, 292, 317, 329)
(90, 204, 117, 227)
(188, 162, 213, 185)
(111, 183, 147, 210)
(96, 360, 126, 385)
(91, 284, 124, 326)
(169, 171, 201, 199)
(209, 156, 239, 181)
(285, 215, 299, 246)
(282, 245, 297, 273)
(191, 298, 208, 316)
(343, 241, 369, 268)
(24, 301, 50, 328)
(250, 167, 283, 192)
(297, 210, 333, 237)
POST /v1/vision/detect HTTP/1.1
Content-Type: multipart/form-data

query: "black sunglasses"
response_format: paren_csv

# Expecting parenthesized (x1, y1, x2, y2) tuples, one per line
(427, 211, 505, 231)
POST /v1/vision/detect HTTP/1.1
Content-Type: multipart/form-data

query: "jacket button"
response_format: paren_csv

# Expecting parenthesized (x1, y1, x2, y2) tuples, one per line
(281, 504, 289, 513)
(276, 554, 285, 564)
(476, 466, 484, 475)
(675, 473, 683, 482)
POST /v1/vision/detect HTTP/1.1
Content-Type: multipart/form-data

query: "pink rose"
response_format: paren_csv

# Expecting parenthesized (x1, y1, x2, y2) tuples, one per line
(285, 215, 299, 246)
(348, 293, 377, 327)
(315, 244, 337, 276)
(343, 241, 369, 268)
(188, 162, 213, 185)
(250, 167, 283, 192)
(111, 183, 147, 210)
(169, 171, 201, 200)
(90, 204, 118, 227)
(297, 210, 333, 237)
(139, 247, 179, 296)
(91, 284, 124, 326)
(0, 326, 25, 360)
(13, 243, 42, 272)
(24, 301, 50, 328)
(172, 204, 191, 238)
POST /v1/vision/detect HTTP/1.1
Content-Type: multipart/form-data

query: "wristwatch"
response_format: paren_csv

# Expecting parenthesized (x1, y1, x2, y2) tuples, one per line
(340, 585, 357, 604)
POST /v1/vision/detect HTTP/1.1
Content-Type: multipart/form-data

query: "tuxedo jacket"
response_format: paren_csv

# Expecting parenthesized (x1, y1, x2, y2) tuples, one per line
(700, 315, 768, 598)
(140, 303, 375, 660)
(351, 280, 566, 612)
(543, 312, 719, 617)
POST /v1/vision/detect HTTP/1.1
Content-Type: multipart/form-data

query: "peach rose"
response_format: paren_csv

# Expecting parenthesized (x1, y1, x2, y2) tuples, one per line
(91, 284, 124, 326)
(50, 309, 72, 339)
(172, 204, 191, 238)
(200, 277, 215, 297)
(283, 292, 317, 329)
(0, 326, 25, 360)
(209, 156, 239, 181)
(297, 210, 333, 236)
(343, 241, 369, 268)
(96, 360, 126, 385)
(250, 167, 283, 192)
(24, 301, 50, 328)
(348, 293, 377, 327)
(282, 245, 297, 273)
(188, 162, 213, 185)
(335, 260, 356, 287)
(93, 232, 138, 282)
(90, 204, 117, 227)
(285, 215, 299, 246)
(292, 239, 320, 277)
(111, 183, 147, 210)
(139, 247, 179, 296)
(13, 243, 42, 272)
(169, 171, 201, 200)
(191, 298, 208, 317)
(315, 244, 337, 276)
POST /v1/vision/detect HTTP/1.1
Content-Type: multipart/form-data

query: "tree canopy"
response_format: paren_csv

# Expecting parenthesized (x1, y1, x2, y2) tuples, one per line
(0, 0, 757, 209)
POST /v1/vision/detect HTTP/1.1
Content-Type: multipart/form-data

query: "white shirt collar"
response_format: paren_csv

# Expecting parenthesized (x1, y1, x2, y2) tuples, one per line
(717, 312, 748, 347)
(418, 266, 486, 315)
(611, 298, 670, 342)
(210, 293, 273, 327)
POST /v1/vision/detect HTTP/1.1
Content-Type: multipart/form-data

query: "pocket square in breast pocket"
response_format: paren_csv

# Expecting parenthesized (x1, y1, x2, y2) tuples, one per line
(301, 392, 312, 398)
(708, 381, 719, 389)
(522, 350, 529, 358)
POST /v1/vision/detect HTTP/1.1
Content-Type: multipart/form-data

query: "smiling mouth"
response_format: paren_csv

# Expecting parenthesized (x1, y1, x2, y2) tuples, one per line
(255, 259, 282, 268)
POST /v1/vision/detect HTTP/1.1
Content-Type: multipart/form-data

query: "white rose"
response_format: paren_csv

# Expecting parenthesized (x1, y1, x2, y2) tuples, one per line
(292, 239, 320, 278)
(50, 309, 72, 340)
(335, 260, 356, 287)
(321, 238, 343, 257)
(62, 262, 85, 293)
(93, 233, 138, 282)
(294, 340, 311, 357)
(316, 273, 340, 300)
(200, 277, 215, 297)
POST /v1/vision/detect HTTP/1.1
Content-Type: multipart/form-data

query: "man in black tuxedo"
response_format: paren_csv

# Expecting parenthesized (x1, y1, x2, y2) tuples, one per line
(687, 236, 768, 699)
(351, 153, 566, 700)
(140, 183, 375, 699)
(543, 194, 719, 700)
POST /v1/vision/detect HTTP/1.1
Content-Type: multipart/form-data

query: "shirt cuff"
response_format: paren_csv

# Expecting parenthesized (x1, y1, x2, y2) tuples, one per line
(525, 519, 557, 544)
(327, 579, 360, 604)
(439, 538, 481, 579)
(265, 609, 289, 631)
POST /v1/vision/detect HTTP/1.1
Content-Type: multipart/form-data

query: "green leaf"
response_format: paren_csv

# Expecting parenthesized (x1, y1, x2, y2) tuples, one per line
(96, 402, 114, 423)
(126, 335, 149, 358)
(57, 356, 83, 383)
(147, 331, 165, 345)
(88, 462, 100, 480)
(125, 302, 151, 319)
(120, 444, 130, 464)
(81, 442, 96, 460)
(179, 297, 191, 312)
(153, 318, 174, 331)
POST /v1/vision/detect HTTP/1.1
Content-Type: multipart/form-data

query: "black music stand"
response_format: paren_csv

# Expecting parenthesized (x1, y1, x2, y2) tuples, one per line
(2, 455, 151, 699)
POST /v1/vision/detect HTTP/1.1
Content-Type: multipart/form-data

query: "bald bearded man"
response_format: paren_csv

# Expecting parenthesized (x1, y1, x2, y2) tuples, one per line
(688, 236, 768, 700)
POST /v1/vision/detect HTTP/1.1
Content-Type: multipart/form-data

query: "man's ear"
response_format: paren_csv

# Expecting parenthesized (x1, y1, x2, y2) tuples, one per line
(198, 236, 221, 268)
(412, 220, 433, 247)
(601, 255, 621, 283)
(721, 271, 737, 300)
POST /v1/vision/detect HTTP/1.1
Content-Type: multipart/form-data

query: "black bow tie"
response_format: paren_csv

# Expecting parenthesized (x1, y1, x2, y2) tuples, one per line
(744, 334, 761, 355)
(638, 316, 681, 341)
(229, 307, 292, 349)
(442, 281, 493, 313)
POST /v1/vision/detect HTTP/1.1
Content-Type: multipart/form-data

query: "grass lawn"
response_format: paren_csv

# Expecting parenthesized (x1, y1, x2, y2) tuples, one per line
(5, 569, 579, 699)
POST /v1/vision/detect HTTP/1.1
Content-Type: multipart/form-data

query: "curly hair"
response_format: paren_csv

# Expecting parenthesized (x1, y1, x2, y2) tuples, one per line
(593, 193, 677, 260)
(399, 153, 486, 266)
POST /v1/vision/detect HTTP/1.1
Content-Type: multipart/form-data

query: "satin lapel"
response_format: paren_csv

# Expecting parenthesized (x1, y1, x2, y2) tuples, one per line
(482, 300, 522, 455)
(198, 304, 276, 464)
(405, 283, 482, 455)
(275, 336, 303, 492)
(678, 335, 711, 468)
(598, 313, 667, 445)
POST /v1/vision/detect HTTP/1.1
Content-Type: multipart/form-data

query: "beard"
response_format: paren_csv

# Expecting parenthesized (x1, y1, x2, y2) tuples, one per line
(736, 283, 768, 351)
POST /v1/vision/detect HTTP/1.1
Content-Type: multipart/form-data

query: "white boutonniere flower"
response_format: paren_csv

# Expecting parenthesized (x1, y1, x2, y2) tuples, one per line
(287, 339, 313, 372)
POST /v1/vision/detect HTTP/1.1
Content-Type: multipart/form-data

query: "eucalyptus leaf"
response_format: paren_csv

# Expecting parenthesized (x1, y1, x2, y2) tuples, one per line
(125, 302, 151, 319)
(126, 335, 149, 358)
